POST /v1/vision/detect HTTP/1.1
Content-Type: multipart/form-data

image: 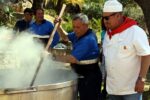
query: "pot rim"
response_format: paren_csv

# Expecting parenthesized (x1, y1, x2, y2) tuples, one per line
(0, 80, 77, 94)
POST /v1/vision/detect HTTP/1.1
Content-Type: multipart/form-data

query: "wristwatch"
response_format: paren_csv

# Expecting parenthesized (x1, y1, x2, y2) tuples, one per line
(138, 76, 146, 82)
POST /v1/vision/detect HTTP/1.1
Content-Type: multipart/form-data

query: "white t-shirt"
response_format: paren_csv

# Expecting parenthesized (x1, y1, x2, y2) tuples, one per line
(103, 25, 150, 95)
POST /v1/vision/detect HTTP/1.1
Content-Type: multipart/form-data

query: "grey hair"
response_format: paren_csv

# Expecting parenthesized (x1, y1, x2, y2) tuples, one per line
(72, 13, 89, 24)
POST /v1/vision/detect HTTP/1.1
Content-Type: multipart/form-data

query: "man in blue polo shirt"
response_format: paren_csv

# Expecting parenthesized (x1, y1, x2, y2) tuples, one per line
(29, 8, 60, 48)
(54, 13, 102, 100)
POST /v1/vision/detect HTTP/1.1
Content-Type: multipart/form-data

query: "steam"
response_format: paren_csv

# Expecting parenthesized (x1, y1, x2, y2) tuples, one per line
(0, 27, 77, 90)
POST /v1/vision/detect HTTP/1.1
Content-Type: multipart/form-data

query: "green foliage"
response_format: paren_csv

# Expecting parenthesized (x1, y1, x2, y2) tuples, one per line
(45, 9, 57, 17)
(61, 13, 73, 33)
(90, 18, 101, 33)
(119, 0, 136, 7)
(65, 0, 84, 7)
(0, 0, 146, 34)
(123, 3, 145, 29)
(89, 18, 101, 43)
(82, 2, 102, 19)
(0, 5, 15, 27)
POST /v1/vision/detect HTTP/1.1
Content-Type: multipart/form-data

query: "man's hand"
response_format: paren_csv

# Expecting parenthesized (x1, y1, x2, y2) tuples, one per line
(42, 50, 50, 57)
(54, 17, 62, 27)
(135, 79, 145, 93)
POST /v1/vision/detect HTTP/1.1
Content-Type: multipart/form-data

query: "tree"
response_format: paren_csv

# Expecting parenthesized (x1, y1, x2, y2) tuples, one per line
(30, 0, 150, 35)
(32, 0, 45, 10)
(55, 0, 64, 13)
(134, 0, 150, 35)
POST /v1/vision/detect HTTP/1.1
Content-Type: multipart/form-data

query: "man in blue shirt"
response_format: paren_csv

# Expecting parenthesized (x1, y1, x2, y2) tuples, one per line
(14, 8, 33, 32)
(54, 13, 102, 100)
(30, 8, 60, 48)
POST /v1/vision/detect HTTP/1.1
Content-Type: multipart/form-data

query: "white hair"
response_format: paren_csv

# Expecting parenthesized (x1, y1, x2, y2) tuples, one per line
(73, 13, 89, 24)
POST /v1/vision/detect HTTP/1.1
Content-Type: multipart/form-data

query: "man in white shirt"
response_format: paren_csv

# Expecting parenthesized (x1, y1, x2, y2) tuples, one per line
(102, 0, 150, 100)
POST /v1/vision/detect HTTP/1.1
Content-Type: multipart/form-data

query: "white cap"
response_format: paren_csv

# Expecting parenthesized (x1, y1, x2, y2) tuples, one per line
(103, 0, 123, 12)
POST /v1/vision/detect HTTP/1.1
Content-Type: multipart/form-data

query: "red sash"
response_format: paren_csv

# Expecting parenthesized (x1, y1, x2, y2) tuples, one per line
(107, 17, 137, 39)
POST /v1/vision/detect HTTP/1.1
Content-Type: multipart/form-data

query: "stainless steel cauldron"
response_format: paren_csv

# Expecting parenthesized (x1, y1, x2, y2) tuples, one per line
(0, 57, 78, 100)
(0, 80, 77, 100)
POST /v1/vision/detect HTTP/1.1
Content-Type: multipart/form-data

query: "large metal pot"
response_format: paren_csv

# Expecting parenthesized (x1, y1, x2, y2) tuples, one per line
(0, 56, 78, 100)
(0, 80, 77, 100)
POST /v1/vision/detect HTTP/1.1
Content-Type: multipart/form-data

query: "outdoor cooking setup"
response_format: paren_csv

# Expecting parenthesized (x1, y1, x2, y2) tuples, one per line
(0, 4, 78, 100)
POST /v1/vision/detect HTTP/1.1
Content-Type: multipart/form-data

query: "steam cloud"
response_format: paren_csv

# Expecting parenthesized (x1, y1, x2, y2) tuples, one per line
(0, 27, 77, 90)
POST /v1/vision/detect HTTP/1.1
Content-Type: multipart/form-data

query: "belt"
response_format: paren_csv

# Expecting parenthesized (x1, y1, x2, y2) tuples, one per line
(77, 58, 98, 65)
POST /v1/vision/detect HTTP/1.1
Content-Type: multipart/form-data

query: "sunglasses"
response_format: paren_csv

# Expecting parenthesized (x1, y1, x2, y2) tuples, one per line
(102, 13, 117, 20)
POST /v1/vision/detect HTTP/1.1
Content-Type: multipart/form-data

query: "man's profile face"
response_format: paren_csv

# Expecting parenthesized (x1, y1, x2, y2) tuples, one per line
(72, 19, 88, 38)
(103, 12, 119, 30)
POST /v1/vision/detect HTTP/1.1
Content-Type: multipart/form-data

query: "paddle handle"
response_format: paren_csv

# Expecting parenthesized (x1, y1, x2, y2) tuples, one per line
(45, 4, 66, 50)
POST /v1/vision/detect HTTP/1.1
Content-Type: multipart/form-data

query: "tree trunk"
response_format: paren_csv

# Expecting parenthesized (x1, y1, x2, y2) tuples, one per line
(55, 0, 63, 14)
(134, 0, 150, 36)
(32, 0, 45, 11)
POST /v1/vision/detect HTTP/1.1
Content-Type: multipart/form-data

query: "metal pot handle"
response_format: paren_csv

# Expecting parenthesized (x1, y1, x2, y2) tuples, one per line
(4, 87, 37, 94)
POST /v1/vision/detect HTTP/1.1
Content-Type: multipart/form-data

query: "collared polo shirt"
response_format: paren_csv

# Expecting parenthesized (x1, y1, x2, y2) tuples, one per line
(68, 29, 99, 61)
(14, 19, 31, 32)
(30, 20, 60, 48)
(103, 25, 150, 95)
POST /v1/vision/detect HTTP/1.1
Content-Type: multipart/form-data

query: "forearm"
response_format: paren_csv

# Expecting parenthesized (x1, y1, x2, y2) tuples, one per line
(139, 55, 150, 78)
(57, 26, 69, 42)
(54, 55, 78, 64)
(135, 55, 150, 93)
